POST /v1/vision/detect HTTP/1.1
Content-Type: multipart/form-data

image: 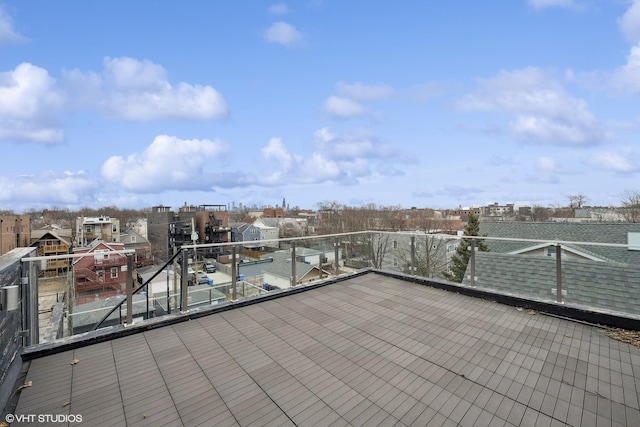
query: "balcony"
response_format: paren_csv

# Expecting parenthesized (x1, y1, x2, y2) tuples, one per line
(6, 231, 640, 426)
(37, 243, 69, 256)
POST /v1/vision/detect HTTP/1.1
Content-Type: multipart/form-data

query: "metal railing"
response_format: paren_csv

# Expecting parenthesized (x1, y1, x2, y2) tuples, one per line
(18, 230, 640, 345)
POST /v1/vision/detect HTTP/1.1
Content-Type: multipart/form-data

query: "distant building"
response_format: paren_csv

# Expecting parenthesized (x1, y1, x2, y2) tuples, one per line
(147, 204, 230, 263)
(131, 218, 148, 239)
(0, 214, 31, 256)
(262, 207, 284, 218)
(74, 216, 120, 247)
(445, 206, 484, 221)
(485, 203, 515, 218)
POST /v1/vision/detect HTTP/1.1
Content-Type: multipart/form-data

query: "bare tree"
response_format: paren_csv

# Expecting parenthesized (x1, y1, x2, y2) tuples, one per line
(620, 190, 640, 223)
(395, 233, 454, 278)
(530, 205, 551, 222)
(568, 194, 589, 210)
(367, 232, 392, 269)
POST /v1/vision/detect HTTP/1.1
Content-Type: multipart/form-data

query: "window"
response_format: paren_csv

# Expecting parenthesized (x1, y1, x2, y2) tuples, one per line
(130, 236, 136, 243)
(546, 246, 557, 257)
(94, 250, 109, 263)
(111, 267, 118, 278)
(392, 240, 398, 249)
(85, 225, 92, 233)
(112, 224, 117, 232)
(393, 257, 398, 267)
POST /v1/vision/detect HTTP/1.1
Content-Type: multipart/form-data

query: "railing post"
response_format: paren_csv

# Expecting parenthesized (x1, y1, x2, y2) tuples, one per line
(166, 267, 171, 315)
(291, 242, 297, 287)
(231, 246, 237, 300)
(126, 254, 133, 325)
(23, 260, 39, 346)
(410, 236, 416, 276)
(556, 244, 563, 304)
(334, 238, 340, 275)
(180, 250, 188, 312)
(469, 239, 476, 287)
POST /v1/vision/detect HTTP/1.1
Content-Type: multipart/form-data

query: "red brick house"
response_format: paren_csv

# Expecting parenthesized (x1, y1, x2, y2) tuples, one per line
(72, 239, 128, 304)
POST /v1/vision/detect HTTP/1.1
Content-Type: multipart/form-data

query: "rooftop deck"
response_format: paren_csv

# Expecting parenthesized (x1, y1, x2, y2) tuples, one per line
(11, 271, 640, 426)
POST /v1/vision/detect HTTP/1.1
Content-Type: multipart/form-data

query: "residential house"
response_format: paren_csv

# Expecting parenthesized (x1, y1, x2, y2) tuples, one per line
(30, 229, 72, 277)
(74, 216, 120, 247)
(72, 239, 128, 304)
(262, 252, 328, 289)
(232, 218, 279, 250)
(130, 218, 148, 239)
(120, 228, 153, 267)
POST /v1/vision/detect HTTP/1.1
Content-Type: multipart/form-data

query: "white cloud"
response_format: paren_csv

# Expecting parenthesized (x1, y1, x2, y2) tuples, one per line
(101, 135, 230, 192)
(262, 137, 297, 170)
(312, 127, 392, 161)
(0, 171, 98, 205)
(610, 43, 640, 93)
(590, 148, 639, 173)
(323, 96, 370, 119)
(0, 7, 26, 46)
(528, 0, 577, 9)
(0, 63, 65, 143)
(336, 81, 396, 102)
(536, 156, 563, 172)
(459, 67, 604, 146)
(533, 156, 565, 183)
(618, 0, 640, 43)
(264, 22, 303, 48)
(268, 3, 289, 15)
(261, 128, 411, 186)
(64, 56, 228, 121)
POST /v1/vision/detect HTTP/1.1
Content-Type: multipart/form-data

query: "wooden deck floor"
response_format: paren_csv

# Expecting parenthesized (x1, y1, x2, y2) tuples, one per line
(13, 272, 640, 426)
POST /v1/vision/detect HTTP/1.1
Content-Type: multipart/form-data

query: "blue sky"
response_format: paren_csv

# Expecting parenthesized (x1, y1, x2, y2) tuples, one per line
(2, 0, 640, 212)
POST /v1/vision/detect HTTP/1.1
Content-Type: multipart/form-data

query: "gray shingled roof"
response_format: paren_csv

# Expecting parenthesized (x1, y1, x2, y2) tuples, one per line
(263, 259, 315, 281)
(480, 222, 640, 266)
(463, 251, 640, 317)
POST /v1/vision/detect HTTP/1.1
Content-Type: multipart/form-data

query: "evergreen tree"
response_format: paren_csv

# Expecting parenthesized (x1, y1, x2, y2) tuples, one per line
(443, 212, 488, 283)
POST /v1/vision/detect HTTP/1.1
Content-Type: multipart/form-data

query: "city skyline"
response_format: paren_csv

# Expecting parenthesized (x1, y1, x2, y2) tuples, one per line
(2, 1, 640, 212)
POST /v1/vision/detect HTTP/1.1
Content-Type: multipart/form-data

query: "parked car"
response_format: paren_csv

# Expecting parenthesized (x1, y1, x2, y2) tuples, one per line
(204, 262, 216, 273)
(196, 271, 210, 285)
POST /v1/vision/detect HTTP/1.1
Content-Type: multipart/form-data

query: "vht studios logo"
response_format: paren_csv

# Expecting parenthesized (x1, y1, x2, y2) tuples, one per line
(5, 413, 83, 423)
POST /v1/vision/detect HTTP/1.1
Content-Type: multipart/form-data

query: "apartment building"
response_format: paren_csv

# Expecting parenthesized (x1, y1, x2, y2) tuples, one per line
(74, 216, 120, 247)
(148, 204, 231, 263)
(0, 214, 30, 256)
